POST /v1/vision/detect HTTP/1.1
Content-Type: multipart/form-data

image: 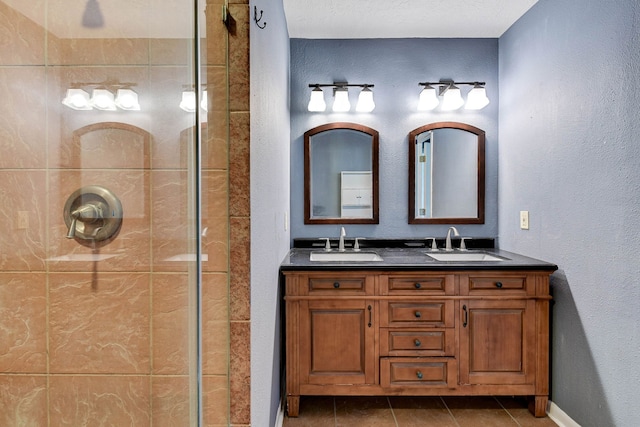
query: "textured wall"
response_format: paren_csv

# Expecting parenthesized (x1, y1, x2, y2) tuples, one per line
(249, 0, 292, 426)
(290, 38, 499, 241)
(499, 0, 640, 425)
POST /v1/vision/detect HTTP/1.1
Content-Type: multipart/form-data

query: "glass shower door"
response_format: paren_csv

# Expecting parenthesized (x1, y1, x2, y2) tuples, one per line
(0, 0, 229, 425)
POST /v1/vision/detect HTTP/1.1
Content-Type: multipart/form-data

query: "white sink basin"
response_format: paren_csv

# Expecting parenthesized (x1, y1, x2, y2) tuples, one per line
(426, 252, 506, 262)
(310, 251, 383, 262)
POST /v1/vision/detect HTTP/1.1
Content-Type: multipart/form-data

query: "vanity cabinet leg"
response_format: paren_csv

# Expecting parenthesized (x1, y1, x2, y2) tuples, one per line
(287, 396, 300, 417)
(529, 395, 548, 417)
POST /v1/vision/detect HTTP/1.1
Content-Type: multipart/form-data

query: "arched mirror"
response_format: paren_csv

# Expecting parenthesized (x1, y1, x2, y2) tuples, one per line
(408, 122, 485, 224)
(304, 122, 379, 224)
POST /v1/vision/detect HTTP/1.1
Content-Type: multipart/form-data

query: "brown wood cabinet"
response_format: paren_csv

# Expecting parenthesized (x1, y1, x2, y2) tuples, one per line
(284, 269, 553, 417)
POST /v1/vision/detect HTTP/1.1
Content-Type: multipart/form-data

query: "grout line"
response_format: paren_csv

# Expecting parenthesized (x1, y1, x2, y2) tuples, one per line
(494, 396, 522, 426)
(387, 396, 399, 427)
(439, 396, 462, 427)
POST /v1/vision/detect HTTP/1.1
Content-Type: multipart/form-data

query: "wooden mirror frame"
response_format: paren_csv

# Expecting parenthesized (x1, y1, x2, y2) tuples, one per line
(304, 122, 379, 224)
(408, 121, 485, 224)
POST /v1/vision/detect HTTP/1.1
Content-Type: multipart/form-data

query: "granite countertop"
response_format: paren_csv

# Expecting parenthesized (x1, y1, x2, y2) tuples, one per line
(280, 246, 558, 272)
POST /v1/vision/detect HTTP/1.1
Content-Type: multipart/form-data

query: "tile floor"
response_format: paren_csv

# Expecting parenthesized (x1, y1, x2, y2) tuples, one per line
(283, 396, 559, 427)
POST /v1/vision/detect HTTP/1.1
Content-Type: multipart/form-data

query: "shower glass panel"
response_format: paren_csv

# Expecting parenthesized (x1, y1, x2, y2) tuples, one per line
(0, 0, 229, 425)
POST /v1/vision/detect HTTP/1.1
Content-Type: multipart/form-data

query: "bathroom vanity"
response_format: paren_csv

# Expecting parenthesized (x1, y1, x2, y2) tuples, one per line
(280, 243, 557, 418)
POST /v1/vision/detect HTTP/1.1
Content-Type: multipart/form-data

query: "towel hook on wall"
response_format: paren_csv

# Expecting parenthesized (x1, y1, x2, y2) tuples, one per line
(254, 6, 266, 29)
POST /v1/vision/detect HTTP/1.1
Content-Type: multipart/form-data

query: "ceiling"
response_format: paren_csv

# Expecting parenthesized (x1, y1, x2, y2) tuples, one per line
(283, 0, 538, 39)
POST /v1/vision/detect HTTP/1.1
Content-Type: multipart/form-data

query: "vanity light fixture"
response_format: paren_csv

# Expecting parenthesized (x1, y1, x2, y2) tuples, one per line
(62, 88, 92, 110)
(114, 89, 140, 111)
(307, 83, 375, 113)
(179, 89, 208, 112)
(418, 80, 489, 111)
(90, 89, 117, 110)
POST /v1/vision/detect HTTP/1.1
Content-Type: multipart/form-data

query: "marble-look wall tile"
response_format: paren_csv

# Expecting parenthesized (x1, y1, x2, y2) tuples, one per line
(49, 375, 150, 426)
(0, 273, 46, 372)
(230, 321, 250, 425)
(230, 111, 250, 217)
(0, 171, 46, 271)
(49, 273, 150, 374)
(205, 0, 227, 66)
(0, 67, 47, 169)
(47, 170, 151, 272)
(150, 38, 191, 66)
(0, 1, 45, 65)
(48, 38, 149, 66)
(204, 65, 229, 170)
(203, 375, 230, 426)
(151, 376, 191, 426)
(229, 217, 250, 320)
(228, 4, 249, 112)
(202, 273, 229, 375)
(0, 375, 47, 426)
(202, 170, 230, 273)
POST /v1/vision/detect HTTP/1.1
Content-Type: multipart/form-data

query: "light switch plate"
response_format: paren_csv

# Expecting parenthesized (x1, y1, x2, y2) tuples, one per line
(520, 211, 529, 230)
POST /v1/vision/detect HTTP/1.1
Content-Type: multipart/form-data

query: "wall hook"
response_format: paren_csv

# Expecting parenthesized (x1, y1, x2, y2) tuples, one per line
(254, 6, 266, 29)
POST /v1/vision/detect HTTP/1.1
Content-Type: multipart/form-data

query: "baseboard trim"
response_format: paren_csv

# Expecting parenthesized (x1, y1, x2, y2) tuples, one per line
(547, 401, 581, 427)
(275, 399, 285, 427)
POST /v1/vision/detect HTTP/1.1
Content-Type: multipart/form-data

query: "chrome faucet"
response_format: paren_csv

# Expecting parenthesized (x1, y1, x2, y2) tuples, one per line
(445, 226, 460, 251)
(338, 227, 347, 252)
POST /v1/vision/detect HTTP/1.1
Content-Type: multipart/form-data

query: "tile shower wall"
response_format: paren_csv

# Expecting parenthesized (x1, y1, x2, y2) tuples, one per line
(0, 0, 252, 425)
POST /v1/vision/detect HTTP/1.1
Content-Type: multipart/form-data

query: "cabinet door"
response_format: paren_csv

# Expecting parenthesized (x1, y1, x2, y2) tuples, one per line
(459, 299, 536, 385)
(299, 299, 376, 385)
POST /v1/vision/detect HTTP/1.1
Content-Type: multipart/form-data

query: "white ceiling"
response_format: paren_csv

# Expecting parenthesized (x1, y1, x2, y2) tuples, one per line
(283, 0, 538, 39)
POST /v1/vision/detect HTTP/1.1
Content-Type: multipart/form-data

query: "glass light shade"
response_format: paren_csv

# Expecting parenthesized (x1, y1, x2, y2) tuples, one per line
(200, 90, 208, 111)
(417, 86, 439, 111)
(180, 91, 196, 112)
(307, 87, 326, 112)
(114, 89, 140, 110)
(332, 88, 351, 112)
(355, 87, 375, 112)
(441, 85, 464, 110)
(90, 89, 116, 110)
(62, 88, 92, 110)
(465, 86, 490, 110)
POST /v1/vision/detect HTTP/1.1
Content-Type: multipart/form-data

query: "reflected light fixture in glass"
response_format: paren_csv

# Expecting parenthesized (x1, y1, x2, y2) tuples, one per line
(465, 84, 490, 110)
(355, 86, 375, 112)
(307, 85, 326, 112)
(332, 87, 351, 112)
(114, 89, 140, 111)
(417, 85, 439, 111)
(62, 89, 92, 110)
(90, 89, 117, 110)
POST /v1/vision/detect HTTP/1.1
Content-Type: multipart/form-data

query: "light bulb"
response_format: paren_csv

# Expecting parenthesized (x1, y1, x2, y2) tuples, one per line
(417, 85, 439, 111)
(356, 86, 375, 112)
(332, 88, 351, 112)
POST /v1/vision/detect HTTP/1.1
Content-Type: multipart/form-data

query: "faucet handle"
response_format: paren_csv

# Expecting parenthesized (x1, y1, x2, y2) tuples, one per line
(460, 237, 470, 251)
(354, 237, 365, 251)
(320, 237, 331, 251)
(425, 237, 438, 250)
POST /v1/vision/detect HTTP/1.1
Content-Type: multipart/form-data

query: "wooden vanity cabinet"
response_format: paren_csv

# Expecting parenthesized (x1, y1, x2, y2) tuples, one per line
(283, 269, 552, 418)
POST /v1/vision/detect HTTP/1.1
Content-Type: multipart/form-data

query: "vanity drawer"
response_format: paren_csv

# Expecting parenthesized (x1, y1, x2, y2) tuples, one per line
(382, 274, 454, 295)
(380, 301, 454, 327)
(381, 357, 457, 388)
(465, 273, 530, 295)
(305, 274, 373, 295)
(380, 329, 454, 356)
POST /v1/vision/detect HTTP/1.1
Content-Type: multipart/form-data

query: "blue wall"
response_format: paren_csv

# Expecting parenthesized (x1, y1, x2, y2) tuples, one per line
(499, 0, 640, 425)
(290, 38, 499, 241)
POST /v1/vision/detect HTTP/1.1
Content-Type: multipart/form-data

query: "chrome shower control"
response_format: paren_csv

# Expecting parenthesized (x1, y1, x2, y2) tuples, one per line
(63, 185, 123, 243)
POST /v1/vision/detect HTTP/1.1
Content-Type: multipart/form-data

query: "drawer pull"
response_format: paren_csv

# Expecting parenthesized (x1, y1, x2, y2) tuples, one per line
(495, 281, 503, 288)
(333, 282, 340, 289)
(414, 339, 421, 347)
(416, 371, 423, 380)
(414, 282, 422, 289)
(414, 311, 421, 318)
(463, 304, 468, 328)
(368, 305, 372, 328)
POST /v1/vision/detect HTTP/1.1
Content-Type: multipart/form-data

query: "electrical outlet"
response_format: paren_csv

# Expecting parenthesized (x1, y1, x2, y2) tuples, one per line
(520, 210, 529, 230)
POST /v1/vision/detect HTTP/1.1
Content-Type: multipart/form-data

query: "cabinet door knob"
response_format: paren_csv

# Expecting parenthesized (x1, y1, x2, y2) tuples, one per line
(414, 339, 421, 347)
(414, 282, 422, 289)
(333, 282, 340, 288)
(495, 281, 503, 288)
(414, 311, 421, 318)
(416, 371, 423, 379)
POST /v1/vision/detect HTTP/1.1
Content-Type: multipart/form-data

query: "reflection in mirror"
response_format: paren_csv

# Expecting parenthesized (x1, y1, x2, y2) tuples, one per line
(409, 122, 485, 224)
(304, 122, 379, 224)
